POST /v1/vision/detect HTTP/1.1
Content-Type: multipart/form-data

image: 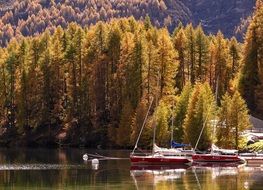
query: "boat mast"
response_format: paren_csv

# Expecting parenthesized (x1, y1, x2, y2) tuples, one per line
(152, 119, 157, 155)
(152, 72, 160, 154)
(171, 101, 174, 148)
(131, 97, 154, 155)
(211, 77, 219, 150)
(194, 110, 210, 151)
(194, 77, 218, 152)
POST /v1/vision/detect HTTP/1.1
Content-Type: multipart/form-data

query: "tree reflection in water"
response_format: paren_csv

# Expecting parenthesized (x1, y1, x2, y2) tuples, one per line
(0, 149, 261, 189)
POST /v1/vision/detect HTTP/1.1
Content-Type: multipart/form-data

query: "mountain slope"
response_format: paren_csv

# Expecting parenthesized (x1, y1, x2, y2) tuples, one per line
(181, 0, 255, 39)
(0, 0, 256, 46)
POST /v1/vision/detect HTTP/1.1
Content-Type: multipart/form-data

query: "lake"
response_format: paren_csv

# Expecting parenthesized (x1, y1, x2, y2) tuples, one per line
(0, 148, 262, 190)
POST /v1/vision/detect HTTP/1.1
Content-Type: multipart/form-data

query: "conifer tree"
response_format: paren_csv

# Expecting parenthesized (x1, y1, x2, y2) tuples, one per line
(50, 27, 65, 123)
(217, 91, 251, 149)
(0, 49, 7, 126)
(144, 15, 153, 31)
(229, 37, 240, 77)
(185, 24, 196, 84)
(17, 40, 30, 132)
(156, 29, 177, 100)
(195, 25, 209, 82)
(107, 25, 122, 126)
(216, 93, 232, 148)
(40, 40, 52, 127)
(212, 32, 230, 101)
(144, 29, 158, 103)
(239, 2, 262, 112)
(173, 28, 187, 91)
(155, 101, 170, 146)
(183, 83, 216, 150)
(173, 83, 192, 142)
(119, 32, 134, 107)
(116, 100, 133, 146)
(130, 100, 150, 146)
(6, 51, 17, 128)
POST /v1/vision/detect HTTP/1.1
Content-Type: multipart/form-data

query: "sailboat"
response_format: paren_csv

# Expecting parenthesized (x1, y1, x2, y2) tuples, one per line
(191, 79, 244, 163)
(191, 121, 243, 163)
(130, 98, 191, 165)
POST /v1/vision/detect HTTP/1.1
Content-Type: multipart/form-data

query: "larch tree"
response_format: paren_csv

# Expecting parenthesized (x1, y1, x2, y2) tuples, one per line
(185, 24, 196, 84)
(216, 93, 233, 148)
(173, 28, 187, 91)
(239, 1, 263, 114)
(229, 37, 241, 77)
(183, 83, 216, 150)
(16, 40, 30, 133)
(0, 49, 7, 127)
(154, 101, 170, 146)
(212, 32, 230, 102)
(107, 25, 122, 128)
(5, 51, 17, 128)
(217, 91, 251, 149)
(144, 30, 158, 103)
(116, 100, 133, 147)
(195, 25, 209, 82)
(173, 83, 192, 142)
(156, 29, 177, 102)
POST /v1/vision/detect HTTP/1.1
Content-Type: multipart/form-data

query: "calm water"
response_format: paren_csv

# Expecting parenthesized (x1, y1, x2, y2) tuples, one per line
(0, 148, 262, 190)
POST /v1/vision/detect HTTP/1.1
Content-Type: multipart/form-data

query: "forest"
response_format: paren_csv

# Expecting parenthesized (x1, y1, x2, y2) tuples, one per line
(0, 1, 262, 149)
(0, 0, 188, 46)
(0, 0, 254, 46)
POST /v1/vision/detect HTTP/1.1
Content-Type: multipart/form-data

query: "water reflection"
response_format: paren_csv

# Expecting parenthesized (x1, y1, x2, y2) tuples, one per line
(130, 162, 263, 190)
(0, 149, 262, 189)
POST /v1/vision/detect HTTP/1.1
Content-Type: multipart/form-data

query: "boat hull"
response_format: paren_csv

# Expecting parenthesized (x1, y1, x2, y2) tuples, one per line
(241, 156, 263, 166)
(192, 154, 242, 163)
(130, 155, 190, 165)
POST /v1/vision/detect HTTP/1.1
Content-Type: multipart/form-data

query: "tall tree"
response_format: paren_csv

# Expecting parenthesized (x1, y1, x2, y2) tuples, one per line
(156, 29, 177, 101)
(212, 32, 230, 102)
(183, 83, 216, 150)
(195, 25, 209, 82)
(144, 29, 158, 103)
(173, 28, 187, 91)
(6, 52, 17, 128)
(217, 91, 251, 149)
(229, 37, 240, 77)
(239, 2, 262, 112)
(173, 83, 192, 142)
(185, 24, 196, 84)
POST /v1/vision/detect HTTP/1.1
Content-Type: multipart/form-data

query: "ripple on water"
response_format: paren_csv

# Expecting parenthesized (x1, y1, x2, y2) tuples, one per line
(0, 164, 86, 170)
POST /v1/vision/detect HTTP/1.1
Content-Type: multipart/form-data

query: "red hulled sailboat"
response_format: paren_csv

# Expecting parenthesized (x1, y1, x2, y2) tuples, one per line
(130, 98, 191, 165)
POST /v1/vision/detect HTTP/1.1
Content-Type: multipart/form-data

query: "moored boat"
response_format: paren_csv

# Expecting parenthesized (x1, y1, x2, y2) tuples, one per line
(192, 153, 242, 163)
(192, 144, 244, 163)
(130, 98, 191, 165)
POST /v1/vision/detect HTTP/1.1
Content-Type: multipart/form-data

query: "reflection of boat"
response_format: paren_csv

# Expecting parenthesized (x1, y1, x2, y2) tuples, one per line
(130, 164, 190, 171)
(191, 161, 246, 183)
(192, 164, 240, 180)
(191, 161, 244, 168)
(130, 165, 189, 186)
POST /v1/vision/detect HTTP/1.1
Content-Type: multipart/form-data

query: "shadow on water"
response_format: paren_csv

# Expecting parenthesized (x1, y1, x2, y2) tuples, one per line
(0, 149, 262, 189)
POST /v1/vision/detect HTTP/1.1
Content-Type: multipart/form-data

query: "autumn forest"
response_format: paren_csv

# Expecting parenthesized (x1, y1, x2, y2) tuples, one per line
(0, 0, 262, 149)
